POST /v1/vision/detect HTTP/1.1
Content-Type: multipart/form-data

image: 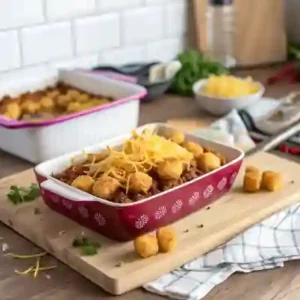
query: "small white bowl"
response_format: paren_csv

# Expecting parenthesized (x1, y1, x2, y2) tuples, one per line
(192, 78, 265, 116)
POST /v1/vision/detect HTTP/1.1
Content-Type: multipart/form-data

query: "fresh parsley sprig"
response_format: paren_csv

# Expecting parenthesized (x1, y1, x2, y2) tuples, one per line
(7, 184, 40, 205)
(72, 236, 101, 256)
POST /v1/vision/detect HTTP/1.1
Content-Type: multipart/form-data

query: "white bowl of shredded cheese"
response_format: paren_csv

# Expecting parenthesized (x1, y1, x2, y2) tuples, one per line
(193, 76, 265, 116)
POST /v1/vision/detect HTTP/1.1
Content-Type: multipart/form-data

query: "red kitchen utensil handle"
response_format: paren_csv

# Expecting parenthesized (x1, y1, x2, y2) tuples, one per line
(41, 179, 96, 202)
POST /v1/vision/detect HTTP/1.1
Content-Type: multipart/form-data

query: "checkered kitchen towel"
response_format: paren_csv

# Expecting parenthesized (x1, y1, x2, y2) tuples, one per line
(144, 203, 300, 300)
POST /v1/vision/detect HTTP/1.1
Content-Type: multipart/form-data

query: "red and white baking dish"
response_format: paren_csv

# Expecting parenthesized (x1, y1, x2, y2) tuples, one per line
(0, 69, 146, 163)
(35, 123, 244, 241)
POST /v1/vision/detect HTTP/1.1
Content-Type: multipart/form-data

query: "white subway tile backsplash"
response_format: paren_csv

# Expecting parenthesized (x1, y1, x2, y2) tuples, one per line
(75, 14, 120, 55)
(97, 0, 142, 12)
(0, 0, 44, 30)
(122, 7, 164, 44)
(0, 31, 20, 72)
(21, 23, 73, 66)
(165, 2, 188, 37)
(99, 46, 145, 65)
(145, 38, 185, 62)
(50, 54, 99, 69)
(46, 0, 96, 21)
(0, 1, 188, 76)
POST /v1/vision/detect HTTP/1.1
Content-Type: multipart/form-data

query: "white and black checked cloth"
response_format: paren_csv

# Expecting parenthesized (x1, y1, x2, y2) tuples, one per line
(144, 203, 300, 300)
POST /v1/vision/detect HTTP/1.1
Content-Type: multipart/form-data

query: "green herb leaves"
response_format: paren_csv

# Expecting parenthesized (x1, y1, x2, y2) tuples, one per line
(7, 184, 40, 205)
(72, 236, 101, 256)
(170, 50, 229, 96)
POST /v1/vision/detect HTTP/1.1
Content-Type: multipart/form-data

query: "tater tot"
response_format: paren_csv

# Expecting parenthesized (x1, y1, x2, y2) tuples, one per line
(21, 100, 40, 114)
(134, 235, 159, 258)
(46, 90, 60, 99)
(71, 175, 95, 193)
(129, 172, 153, 193)
(245, 165, 260, 175)
(156, 227, 177, 253)
(169, 131, 185, 144)
(261, 171, 283, 192)
(92, 175, 120, 199)
(183, 141, 203, 158)
(56, 95, 72, 107)
(67, 89, 81, 99)
(196, 152, 221, 173)
(243, 171, 261, 193)
(5, 102, 21, 120)
(77, 93, 90, 103)
(66, 102, 81, 113)
(40, 96, 54, 110)
(157, 159, 183, 180)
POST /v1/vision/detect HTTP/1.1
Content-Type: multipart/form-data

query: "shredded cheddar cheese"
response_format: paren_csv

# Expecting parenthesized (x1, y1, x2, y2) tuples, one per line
(4, 252, 47, 259)
(83, 129, 193, 190)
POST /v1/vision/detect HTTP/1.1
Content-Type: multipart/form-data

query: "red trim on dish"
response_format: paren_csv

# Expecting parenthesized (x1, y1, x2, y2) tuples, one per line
(0, 90, 147, 129)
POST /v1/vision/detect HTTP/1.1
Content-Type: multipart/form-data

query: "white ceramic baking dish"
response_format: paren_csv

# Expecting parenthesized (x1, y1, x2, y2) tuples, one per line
(0, 69, 146, 163)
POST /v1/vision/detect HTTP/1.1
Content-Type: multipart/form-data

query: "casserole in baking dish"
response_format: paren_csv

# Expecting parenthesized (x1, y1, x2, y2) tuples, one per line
(35, 123, 244, 241)
(0, 69, 146, 163)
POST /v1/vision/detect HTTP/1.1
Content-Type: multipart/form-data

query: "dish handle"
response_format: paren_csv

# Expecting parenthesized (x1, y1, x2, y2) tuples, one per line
(41, 179, 96, 202)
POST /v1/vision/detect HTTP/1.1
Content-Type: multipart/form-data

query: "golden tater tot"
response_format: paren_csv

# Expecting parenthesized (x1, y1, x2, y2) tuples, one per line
(56, 95, 72, 107)
(243, 171, 261, 193)
(134, 235, 159, 258)
(46, 90, 60, 99)
(245, 165, 260, 175)
(21, 100, 40, 114)
(196, 152, 221, 173)
(67, 89, 81, 98)
(71, 175, 95, 193)
(214, 152, 227, 166)
(157, 159, 183, 180)
(5, 102, 21, 120)
(87, 152, 108, 163)
(92, 175, 120, 199)
(261, 171, 283, 192)
(169, 131, 185, 144)
(156, 227, 177, 253)
(183, 141, 203, 158)
(129, 172, 153, 193)
(40, 97, 54, 110)
(77, 93, 90, 102)
(66, 102, 81, 113)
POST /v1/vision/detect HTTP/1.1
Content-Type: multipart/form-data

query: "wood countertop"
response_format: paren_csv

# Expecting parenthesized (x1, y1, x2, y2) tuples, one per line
(1, 66, 300, 300)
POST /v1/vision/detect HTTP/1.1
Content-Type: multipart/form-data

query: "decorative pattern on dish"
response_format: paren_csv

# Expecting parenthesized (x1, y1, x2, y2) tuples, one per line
(203, 185, 214, 199)
(230, 172, 237, 185)
(172, 199, 183, 214)
(217, 177, 227, 191)
(62, 199, 73, 210)
(94, 213, 106, 226)
(135, 214, 149, 229)
(78, 206, 89, 219)
(154, 206, 167, 220)
(188, 192, 200, 206)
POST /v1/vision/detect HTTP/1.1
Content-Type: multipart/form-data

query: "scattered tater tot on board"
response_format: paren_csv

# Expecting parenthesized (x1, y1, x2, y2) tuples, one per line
(134, 235, 159, 258)
(183, 141, 203, 158)
(196, 152, 221, 173)
(71, 175, 95, 193)
(156, 227, 177, 253)
(261, 171, 283, 192)
(243, 171, 261, 193)
(169, 131, 185, 144)
(92, 175, 120, 199)
(245, 165, 260, 175)
(129, 172, 153, 193)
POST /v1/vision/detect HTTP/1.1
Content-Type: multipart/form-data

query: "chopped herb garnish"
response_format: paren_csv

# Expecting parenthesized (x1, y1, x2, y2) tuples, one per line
(72, 236, 100, 256)
(197, 224, 204, 228)
(206, 206, 211, 210)
(290, 180, 295, 184)
(7, 184, 40, 205)
(34, 208, 41, 215)
(115, 262, 123, 267)
(183, 229, 189, 233)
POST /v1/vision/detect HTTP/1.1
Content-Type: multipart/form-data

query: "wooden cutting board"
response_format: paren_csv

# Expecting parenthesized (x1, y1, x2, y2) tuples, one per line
(0, 152, 299, 295)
